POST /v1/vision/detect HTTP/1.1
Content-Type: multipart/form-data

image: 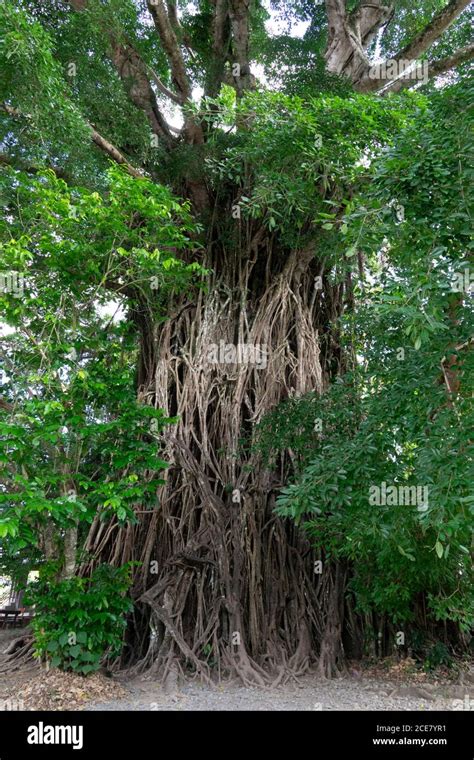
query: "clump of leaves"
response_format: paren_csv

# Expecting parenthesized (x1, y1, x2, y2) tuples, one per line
(423, 642, 453, 672)
(256, 81, 473, 637)
(0, 163, 205, 577)
(25, 563, 133, 675)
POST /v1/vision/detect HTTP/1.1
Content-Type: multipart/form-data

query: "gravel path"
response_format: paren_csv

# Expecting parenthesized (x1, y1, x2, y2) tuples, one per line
(2, 632, 469, 712)
(85, 673, 465, 711)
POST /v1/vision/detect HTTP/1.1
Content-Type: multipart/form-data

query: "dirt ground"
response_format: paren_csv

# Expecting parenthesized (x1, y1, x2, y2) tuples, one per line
(1, 629, 472, 712)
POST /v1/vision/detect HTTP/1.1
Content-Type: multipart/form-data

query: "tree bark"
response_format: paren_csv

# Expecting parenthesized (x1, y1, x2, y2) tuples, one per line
(84, 229, 351, 682)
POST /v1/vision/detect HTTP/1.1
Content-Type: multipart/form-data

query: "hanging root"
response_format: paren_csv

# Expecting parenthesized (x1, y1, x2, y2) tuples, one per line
(317, 564, 348, 679)
(84, 238, 347, 684)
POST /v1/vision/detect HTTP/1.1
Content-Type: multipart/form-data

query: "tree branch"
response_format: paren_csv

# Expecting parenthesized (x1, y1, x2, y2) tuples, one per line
(392, 0, 472, 65)
(146, 0, 191, 101)
(145, 63, 184, 105)
(428, 42, 474, 76)
(325, 0, 472, 93)
(2, 101, 144, 179)
(146, 1, 208, 145)
(384, 43, 474, 93)
(325, 1, 393, 85)
(228, 0, 255, 95)
(205, 0, 231, 98)
(351, 2, 394, 50)
(110, 40, 176, 145)
(67, 0, 176, 148)
(90, 128, 145, 178)
(166, 0, 180, 30)
(0, 102, 22, 118)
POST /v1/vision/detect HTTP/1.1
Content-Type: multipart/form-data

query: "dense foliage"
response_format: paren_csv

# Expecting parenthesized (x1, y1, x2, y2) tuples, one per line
(0, 165, 205, 581)
(256, 81, 473, 643)
(25, 564, 133, 673)
(0, 0, 472, 679)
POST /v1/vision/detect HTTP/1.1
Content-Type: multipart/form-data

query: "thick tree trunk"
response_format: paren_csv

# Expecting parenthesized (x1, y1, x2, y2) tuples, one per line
(85, 232, 349, 683)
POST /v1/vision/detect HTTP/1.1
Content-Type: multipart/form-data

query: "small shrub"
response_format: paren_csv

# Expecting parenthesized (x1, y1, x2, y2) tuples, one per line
(423, 642, 453, 672)
(25, 564, 133, 675)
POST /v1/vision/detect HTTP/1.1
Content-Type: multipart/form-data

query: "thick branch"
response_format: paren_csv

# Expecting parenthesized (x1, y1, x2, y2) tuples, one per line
(428, 42, 474, 76)
(147, 0, 191, 101)
(325, 1, 393, 84)
(109, 40, 176, 146)
(166, 0, 180, 30)
(351, 2, 394, 49)
(228, 0, 255, 95)
(205, 0, 231, 98)
(68, 0, 175, 147)
(90, 128, 145, 178)
(384, 43, 474, 93)
(393, 0, 472, 65)
(325, 0, 472, 93)
(146, 1, 207, 145)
